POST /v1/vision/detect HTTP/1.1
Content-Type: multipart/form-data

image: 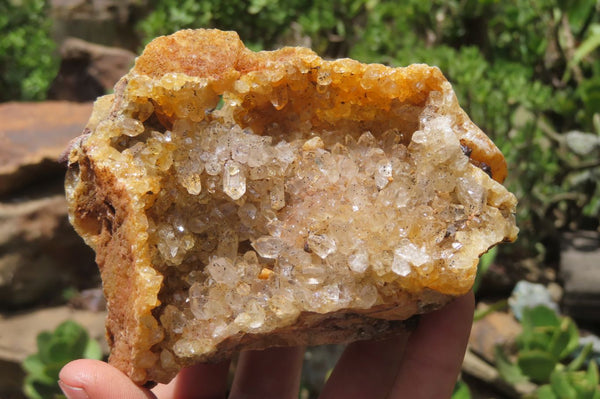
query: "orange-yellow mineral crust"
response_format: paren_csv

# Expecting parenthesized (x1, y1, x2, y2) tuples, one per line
(65, 29, 518, 385)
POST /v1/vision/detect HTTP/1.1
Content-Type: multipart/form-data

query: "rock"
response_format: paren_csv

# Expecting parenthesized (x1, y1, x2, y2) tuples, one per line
(50, 0, 146, 50)
(65, 29, 518, 385)
(561, 231, 600, 322)
(469, 310, 522, 364)
(0, 101, 93, 196)
(0, 194, 98, 309)
(48, 38, 136, 102)
(0, 100, 98, 309)
(68, 287, 107, 312)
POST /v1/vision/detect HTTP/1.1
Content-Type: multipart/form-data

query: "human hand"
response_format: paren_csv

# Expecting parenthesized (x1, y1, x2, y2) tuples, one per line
(59, 291, 474, 399)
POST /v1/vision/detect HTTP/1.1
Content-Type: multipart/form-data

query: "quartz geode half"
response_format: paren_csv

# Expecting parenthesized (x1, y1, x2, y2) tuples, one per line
(64, 29, 518, 385)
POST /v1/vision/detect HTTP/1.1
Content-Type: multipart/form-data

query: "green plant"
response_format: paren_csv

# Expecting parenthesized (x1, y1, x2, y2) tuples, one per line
(452, 379, 472, 399)
(22, 320, 102, 399)
(495, 305, 600, 397)
(0, 0, 59, 101)
(536, 362, 600, 399)
(138, 0, 309, 50)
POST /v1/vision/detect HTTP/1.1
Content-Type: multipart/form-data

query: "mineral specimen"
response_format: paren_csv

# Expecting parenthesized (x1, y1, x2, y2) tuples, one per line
(64, 29, 518, 385)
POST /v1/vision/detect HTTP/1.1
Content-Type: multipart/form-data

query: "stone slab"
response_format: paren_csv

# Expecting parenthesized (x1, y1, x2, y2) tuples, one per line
(561, 231, 600, 321)
(0, 101, 93, 196)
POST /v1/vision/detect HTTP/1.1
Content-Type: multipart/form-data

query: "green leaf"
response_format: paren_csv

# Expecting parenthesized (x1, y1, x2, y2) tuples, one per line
(527, 331, 554, 352)
(563, 0, 597, 35)
(528, 306, 560, 328)
(83, 337, 103, 360)
(495, 345, 529, 384)
(561, 318, 580, 359)
(536, 384, 558, 399)
(23, 375, 61, 399)
(567, 343, 594, 371)
(43, 362, 64, 382)
(549, 319, 575, 360)
(550, 370, 577, 399)
(548, 317, 579, 359)
(48, 321, 90, 363)
(570, 24, 600, 68)
(248, 0, 269, 14)
(23, 377, 44, 399)
(586, 360, 599, 388)
(22, 354, 45, 377)
(517, 350, 557, 383)
(36, 332, 53, 364)
(452, 380, 472, 399)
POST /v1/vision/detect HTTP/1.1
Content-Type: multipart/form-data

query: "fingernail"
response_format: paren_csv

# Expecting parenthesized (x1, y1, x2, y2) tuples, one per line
(58, 380, 89, 399)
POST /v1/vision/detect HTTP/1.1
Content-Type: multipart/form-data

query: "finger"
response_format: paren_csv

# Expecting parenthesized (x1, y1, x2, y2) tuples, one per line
(388, 291, 475, 399)
(151, 361, 230, 399)
(229, 346, 304, 399)
(59, 359, 156, 399)
(319, 332, 410, 399)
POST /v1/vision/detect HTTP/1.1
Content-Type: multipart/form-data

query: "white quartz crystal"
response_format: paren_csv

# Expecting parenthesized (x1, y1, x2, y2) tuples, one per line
(223, 160, 246, 200)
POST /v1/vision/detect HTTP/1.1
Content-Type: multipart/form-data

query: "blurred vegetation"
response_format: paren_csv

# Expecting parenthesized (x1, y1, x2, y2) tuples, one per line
(137, 0, 307, 50)
(137, 0, 600, 264)
(22, 320, 102, 399)
(495, 305, 600, 398)
(0, 0, 58, 101)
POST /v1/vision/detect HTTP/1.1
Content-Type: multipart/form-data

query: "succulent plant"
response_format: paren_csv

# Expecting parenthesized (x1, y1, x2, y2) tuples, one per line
(536, 361, 600, 399)
(495, 305, 600, 397)
(22, 320, 102, 399)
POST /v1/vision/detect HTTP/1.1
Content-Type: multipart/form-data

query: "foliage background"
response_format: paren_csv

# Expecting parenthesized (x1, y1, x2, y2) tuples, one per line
(0, 0, 58, 101)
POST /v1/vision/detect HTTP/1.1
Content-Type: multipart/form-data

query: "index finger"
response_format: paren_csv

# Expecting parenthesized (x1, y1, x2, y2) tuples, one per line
(388, 291, 475, 399)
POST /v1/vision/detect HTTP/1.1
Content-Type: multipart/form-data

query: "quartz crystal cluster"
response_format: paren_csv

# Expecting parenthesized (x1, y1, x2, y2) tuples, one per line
(64, 29, 518, 385)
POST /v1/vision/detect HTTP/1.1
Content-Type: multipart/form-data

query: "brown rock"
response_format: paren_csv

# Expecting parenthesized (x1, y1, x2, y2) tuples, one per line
(0, 101, 93, 196)
(0, 195, 98, 309)
(469, 310, 522, 363)
(50, 0, 145, 49)
(48, 38, 136, 102)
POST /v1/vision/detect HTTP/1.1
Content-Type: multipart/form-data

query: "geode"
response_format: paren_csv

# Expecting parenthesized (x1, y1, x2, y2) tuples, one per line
(64, 29, 518, 385)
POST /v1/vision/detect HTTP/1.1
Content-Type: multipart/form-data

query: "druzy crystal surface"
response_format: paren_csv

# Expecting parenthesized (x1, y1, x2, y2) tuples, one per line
(65, 29, 518, 384)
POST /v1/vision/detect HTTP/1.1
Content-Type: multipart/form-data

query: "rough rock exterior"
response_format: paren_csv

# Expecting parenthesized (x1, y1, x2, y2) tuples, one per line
(65, 29, 518, 385)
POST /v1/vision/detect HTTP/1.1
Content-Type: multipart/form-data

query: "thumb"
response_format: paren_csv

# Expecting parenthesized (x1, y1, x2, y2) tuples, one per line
(59, 359, 156, 399)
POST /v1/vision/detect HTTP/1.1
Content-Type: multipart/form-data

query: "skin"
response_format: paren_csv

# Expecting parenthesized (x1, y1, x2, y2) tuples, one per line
(59, 291, 474, 399)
